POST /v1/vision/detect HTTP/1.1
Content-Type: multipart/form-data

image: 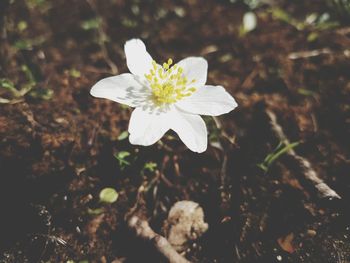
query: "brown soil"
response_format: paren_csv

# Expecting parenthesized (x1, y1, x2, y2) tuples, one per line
(1, 0, 350, 262)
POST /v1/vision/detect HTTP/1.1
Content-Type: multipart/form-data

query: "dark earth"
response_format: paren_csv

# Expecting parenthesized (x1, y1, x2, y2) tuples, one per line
(1, 0, 350, 262)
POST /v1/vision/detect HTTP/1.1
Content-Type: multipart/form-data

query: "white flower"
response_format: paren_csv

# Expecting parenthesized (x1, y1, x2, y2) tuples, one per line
(90, 39, 237, 153)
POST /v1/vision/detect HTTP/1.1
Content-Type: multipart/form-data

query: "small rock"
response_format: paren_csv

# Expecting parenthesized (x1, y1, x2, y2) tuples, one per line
(163, 201, 208, 252)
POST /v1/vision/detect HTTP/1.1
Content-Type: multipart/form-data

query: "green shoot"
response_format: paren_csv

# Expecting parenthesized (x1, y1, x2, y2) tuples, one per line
(270, 8, 339, 31)
(143, 161, 157, 172)
(87, 208, 104, 215)
(298, 88, 316, 96)
(14, 36, 46, 51)
(81, 18, 102, 31)
(114, 151, 131, 169)
(17, 21, 28, 32)
(117, 131, 129, 141)
(258, 141, 300, 172)
(69, 68, 81, 78)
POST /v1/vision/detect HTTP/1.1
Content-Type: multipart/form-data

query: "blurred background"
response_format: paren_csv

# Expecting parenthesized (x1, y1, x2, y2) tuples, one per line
(1, 0, 350, 262)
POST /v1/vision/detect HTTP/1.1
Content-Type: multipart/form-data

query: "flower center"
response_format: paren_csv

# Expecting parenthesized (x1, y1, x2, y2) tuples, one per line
(144, 58, 197, 105)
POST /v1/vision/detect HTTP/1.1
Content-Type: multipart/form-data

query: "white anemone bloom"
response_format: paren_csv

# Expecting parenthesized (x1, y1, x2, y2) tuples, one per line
(90, 39, 237, 153)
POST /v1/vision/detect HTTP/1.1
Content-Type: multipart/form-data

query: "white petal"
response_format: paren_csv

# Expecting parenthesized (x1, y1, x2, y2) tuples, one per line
(128, 107, 170, 146)
(176, 85, 238, 116)
(90, 73, 150, 107)
(177, 57, 208, 87)
(170, 109, 207, 153)
(124, 39, 153, 77)
(243, 12, 257, 32)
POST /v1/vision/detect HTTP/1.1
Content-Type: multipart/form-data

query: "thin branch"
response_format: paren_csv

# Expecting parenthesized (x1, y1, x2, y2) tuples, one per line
(265, 109, 341, 200)
(288, 48, 332, 60)
(126, 182, 190, 262)
(128, 216, 190, 263)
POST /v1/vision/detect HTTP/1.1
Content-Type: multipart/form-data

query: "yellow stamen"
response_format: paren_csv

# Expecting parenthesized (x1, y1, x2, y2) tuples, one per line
(145, 58, 197, 105)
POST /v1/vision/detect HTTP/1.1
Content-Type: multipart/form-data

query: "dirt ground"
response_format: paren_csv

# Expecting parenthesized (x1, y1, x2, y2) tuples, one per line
(1, 0, 350, 262)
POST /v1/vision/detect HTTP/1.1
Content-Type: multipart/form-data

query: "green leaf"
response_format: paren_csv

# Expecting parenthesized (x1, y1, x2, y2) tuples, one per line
(21, 64, 36, 85)
(69, 68, 81, 78)
(307, 32, 319, 42)
(143, 161, 157, 172)
(87, 208, 104, 215)
(121, 18, 138, 28)
(114, 151, 131, 169)
(117, 131, 129, 141)
(29, 88, 53, 100)
(0, 78, 16, 91)
(271, 8, 293, 24)
(0, 78, 22, 98)
(298, 88, 316, 96)
(99, 188, 119, 204)
(17, 21, 28, 31)
(81, 18, 102, 30)
(14, 40, 32, 50)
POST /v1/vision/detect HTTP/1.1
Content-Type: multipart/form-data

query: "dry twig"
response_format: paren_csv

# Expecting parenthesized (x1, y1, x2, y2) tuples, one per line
(126, 186, 190, 263)
(128, 215, 190, 263)
(265, 109, 341, 200)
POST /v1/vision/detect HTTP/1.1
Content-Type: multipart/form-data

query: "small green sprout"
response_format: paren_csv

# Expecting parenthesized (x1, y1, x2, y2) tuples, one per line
(29, 88, 53, 100)
(99, 187, 119, 204)
(17, 21, 28, 31)
(1, 65, 52, 103)
(69, 68, 81, 78)
(270, 8, 292, 23)
(14, 40, 32, 50)
(143, 161, 157, 172)
(14, 36, 46, 51)
(117, 131, 129, 141)
(297, 88, 316, 96)
(81, 18, 102, 30)
(307, 32, 319, 42)
(0, 79, 16, 93)
(87, 208, 104, 215)
(258, 141, 300, 172)
(270, 8, 338, 31)
(0, 72, 33, 103)
(121, 18, 138, 28)
(114, 151, 131, 169)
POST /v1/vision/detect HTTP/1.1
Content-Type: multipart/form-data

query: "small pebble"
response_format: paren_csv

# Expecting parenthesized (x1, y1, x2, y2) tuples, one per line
(307, 229, 316, 237)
